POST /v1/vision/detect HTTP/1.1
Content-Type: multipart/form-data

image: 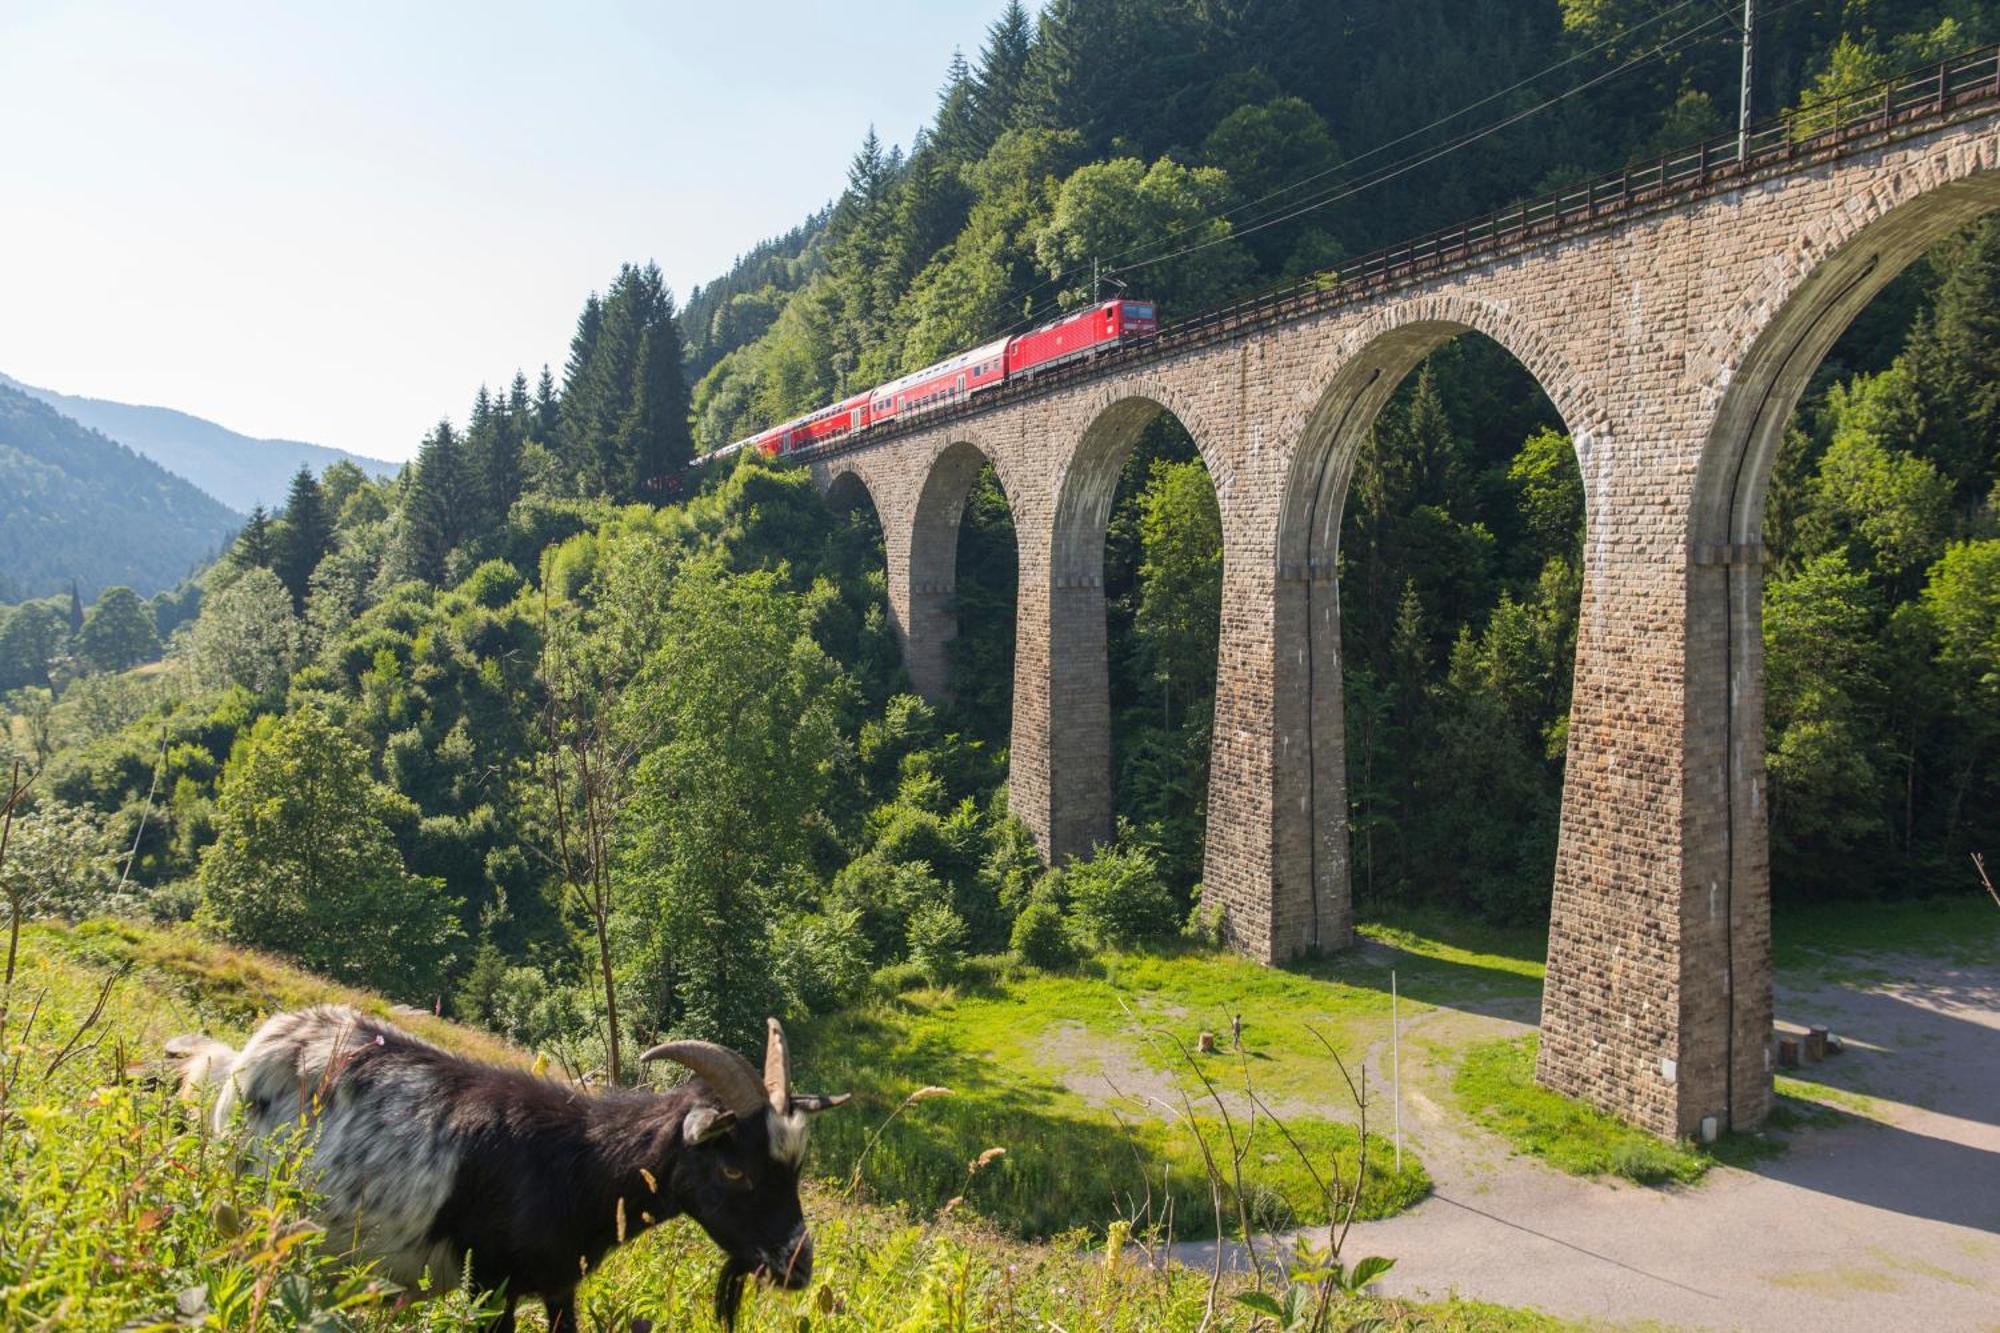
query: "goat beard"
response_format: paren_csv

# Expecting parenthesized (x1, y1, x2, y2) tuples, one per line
(713, 1257, 752, 1329)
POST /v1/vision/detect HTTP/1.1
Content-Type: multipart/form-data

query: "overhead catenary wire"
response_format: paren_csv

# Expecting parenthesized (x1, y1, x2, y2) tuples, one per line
(1100, 6, 1748, 283)
(990, 0, 1732, 335)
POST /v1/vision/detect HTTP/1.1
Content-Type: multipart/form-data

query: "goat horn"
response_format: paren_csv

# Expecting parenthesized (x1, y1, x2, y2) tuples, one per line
(764, 1018, 791, 1115)
(791, 1092, 850, 1113)
(639, 1040, 766, 1118)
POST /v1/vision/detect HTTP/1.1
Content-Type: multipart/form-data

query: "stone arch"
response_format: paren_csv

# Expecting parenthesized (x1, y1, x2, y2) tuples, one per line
(904, 436, 1014, 704)
(1038, 388, 1228, 864)
(1692, 161, 2000, 549)
(1681, 152, 2000, 1132)
(1256, 296, 1598, 962)
(1281, 295, 1602, 575)
(822, 465, 878, 515)
(1051, 387, 1228, 583)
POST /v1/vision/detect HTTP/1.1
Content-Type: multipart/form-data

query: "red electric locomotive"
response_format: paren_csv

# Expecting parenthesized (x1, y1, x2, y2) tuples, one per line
(1008, 299, 1157, 377)
(704, 297, 1160, 467)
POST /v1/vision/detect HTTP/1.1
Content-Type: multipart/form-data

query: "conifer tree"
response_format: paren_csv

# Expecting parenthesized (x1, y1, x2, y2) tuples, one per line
(401, 420, 468, 584)
(480, 372, 527, 518)
(272, 466, 331, 612)
(66, 581, 83, 635)
(534, 365, 560, 443)
(932, 49, 980, 161)
(972, 0, 1033, 149)
(560, 264, 694, 499)
(230, 505, 275, 571)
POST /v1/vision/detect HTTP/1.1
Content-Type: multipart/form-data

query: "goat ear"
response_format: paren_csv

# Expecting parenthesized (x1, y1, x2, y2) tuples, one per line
(684, 1106, 738, 1146)
(790, 1092, 851, 1114)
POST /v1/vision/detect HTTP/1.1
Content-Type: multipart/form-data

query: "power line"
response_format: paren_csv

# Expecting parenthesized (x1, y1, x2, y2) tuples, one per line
(992, 0, 1718, 332)
(1105, 6, 1748, 282)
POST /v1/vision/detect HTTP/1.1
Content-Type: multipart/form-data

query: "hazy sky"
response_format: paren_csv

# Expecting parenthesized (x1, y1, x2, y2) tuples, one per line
(1, 1, 1019, 461)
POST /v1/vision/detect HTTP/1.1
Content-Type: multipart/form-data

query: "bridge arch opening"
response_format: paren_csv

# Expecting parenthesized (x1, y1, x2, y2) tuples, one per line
(817, 467, 901, 708)
(1037, 395, 1227, 867)
(1274, 323, 1584, 957)
(1690, 175, 2000, 1130)
(1051, 396, 1225, 895)
(906, 440, 1017, 748)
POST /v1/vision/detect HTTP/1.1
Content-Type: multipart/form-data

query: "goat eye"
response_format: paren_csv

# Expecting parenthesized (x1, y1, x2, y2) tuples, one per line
(720, 1164, 745, 1182)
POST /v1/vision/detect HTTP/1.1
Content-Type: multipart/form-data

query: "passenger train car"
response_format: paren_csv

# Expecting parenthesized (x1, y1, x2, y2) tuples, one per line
(693, 298, 1158, 468)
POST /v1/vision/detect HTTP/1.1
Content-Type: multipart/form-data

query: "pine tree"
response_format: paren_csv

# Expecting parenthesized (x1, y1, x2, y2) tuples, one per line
(401, 420, 468, 584)
(932, 48, 980, 161)
(462, 384, 507, 531)
(558, 294, 607, 482)
(559, 264, 693, 499)
(972, 0, 1034, 149)
(272, 466, 331, 612)
(1903, 219, 2000, 498)
(230, 506, 275, 571)
(66, 581, 83, 635)
(481, 371, 527, 518)
(533, 365, 560, 443)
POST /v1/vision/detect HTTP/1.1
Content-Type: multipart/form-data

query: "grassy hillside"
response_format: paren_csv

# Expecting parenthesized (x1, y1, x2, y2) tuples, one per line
(0, 382, 240, 599)
(0, 917, 1564, 1330)
(0, 372, 396, 514)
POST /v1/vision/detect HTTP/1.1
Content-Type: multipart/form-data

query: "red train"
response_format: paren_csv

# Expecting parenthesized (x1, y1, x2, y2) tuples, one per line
(696, 298, 1158, 466)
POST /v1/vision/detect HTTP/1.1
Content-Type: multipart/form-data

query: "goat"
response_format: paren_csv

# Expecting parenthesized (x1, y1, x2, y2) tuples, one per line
(168, 1004, 847, 1330)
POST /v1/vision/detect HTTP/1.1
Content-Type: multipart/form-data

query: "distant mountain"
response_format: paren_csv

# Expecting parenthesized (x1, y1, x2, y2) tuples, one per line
(0, 382, 241, 600)
(0, 372, 397, 513)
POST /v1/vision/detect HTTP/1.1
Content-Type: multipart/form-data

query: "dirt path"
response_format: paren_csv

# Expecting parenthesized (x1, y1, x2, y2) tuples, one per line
(1173, 955, 2000, 1331)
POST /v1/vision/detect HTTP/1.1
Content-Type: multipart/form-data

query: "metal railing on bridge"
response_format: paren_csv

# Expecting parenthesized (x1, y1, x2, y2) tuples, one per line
(795, 42, 2000, 464)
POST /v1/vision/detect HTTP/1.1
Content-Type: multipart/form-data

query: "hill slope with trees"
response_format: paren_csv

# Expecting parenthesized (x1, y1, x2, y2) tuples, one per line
(0, 371, 397, 513)
(0, 382, 240, 600)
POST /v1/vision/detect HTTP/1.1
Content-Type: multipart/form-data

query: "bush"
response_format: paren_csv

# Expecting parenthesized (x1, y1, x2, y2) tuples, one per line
(1010, 899, 1076, 970)
(871, 804, 954, 871)
(982, 814, 1046, 919)
(906, 901, 968, 986)
(1064, 842, 1177, 949)
(825, 853, 946, 963)
(0, 800, 130, 920)
(459, 558, 525, 610)
(771, 908, 873, 1013)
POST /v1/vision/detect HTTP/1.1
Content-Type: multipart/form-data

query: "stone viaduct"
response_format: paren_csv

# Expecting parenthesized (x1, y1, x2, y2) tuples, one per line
(802, 68, 2000, 1139)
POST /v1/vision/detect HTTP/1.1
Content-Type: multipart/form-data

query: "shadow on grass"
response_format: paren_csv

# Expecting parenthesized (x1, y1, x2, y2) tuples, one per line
(792, 993, 1431, 1242)
(1287, 908, 1548, 1025)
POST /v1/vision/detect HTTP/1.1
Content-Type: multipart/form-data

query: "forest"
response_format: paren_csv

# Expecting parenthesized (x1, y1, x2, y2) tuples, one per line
(2, 0, 1996, 1076)
(0, 382, 238, 601)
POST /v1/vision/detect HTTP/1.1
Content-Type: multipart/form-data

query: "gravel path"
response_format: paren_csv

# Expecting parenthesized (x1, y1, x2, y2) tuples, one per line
(1173, 954, 2000, 1331)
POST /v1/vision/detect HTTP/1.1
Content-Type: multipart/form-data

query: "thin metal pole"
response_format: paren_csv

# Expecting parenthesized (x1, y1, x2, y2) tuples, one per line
(1391, 969, 1404, 1174)
(1738, 0, 1757, 160)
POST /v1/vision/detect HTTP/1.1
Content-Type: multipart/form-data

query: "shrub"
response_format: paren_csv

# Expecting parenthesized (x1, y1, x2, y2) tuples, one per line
(1010, 899, 1076, 970)
(906, 901, 969, 985)
(771, 908, 873, 1013)
(983, 814, 1046, 919)
(0, 799, 129, 920)
(871, 804, 953, 870)
(825, 853, 945, 963)
(459, 558, 525, 610)
(1065, 842, 1177, 949)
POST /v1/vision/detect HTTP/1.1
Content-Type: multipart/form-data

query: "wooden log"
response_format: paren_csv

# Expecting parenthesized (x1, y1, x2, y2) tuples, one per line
(1197, 1031, 1216, 1055)
(1806, 1027, 1829, 1062)
(1777, 1036, 1801, 1068)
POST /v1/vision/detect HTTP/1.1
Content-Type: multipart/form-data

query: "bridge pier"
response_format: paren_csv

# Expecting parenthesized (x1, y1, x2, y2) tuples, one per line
(1010, 517, 1114, 863)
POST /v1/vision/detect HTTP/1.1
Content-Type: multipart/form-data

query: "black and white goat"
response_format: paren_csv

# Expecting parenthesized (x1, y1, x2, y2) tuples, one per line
(169, 1004, 847, 1330)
